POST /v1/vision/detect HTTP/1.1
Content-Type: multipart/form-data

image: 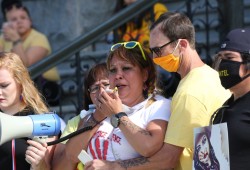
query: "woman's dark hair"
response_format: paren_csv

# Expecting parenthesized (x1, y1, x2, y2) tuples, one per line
(1, 0, 22, 19)
(1, 0, 31, 22)
(107, 43, 156, 97)
(241, 53, 250, 71)
(83, 63, 109, 110)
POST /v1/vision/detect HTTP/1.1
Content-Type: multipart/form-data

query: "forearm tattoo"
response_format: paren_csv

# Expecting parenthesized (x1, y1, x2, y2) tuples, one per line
(118, 157, 149, 168)
(118, 157, 174, 170)
(121, 119, 150, 136)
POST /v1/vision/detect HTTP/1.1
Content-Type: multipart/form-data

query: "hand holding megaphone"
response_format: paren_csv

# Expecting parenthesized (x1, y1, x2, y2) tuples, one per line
(0, 112, 61, 145)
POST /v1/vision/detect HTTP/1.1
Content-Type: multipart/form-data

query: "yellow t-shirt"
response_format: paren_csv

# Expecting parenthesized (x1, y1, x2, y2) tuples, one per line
(0, 28, 60, 81)
(61, 115, 84, 170)
(165, 65, 231, 170)
(61, 115, 81, 144)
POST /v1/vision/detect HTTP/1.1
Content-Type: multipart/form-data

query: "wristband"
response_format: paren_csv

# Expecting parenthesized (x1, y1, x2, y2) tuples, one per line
(13, 39, 22, 46)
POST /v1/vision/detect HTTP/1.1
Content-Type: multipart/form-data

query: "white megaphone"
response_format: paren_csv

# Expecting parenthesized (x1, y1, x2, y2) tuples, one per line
(0, 112, 61, 145)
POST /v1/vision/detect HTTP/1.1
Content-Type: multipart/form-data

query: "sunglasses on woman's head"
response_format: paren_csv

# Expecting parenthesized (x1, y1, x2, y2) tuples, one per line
(110, 41, 146, 61)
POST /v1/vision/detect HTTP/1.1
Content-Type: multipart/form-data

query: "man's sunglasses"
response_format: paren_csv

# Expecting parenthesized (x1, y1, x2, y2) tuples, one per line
(111, 41, 146, 61)
(149, 40, 176, 57)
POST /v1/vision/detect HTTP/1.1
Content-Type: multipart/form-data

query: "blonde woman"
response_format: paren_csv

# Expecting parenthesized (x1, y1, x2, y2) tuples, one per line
(0, 52, 56, 170)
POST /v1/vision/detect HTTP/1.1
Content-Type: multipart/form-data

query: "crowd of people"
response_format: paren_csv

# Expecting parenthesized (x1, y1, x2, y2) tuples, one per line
(0, 1, 249, 170)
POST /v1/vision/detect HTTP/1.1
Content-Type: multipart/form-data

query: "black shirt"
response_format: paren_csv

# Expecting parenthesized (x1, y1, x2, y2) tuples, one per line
(213, 91, 250, 170)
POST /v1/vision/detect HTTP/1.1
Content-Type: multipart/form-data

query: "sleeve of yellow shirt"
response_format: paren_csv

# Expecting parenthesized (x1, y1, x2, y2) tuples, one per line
(60, 115, 80, 144)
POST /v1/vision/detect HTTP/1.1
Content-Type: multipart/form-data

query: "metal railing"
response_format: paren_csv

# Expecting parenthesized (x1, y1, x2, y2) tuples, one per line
(29, 0, 159, 79)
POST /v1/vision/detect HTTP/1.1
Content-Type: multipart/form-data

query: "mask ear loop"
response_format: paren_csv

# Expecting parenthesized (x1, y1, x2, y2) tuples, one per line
(174, 39, 184, 72)
(171, 39, 180, 54)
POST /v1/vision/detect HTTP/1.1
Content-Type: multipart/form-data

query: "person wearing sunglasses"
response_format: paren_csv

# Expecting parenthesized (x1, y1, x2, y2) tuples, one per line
(68, 41, 168, 169)
(211, 28, 250, 169)
(145, 11, 229, 170)
(83, 12, 230, 170)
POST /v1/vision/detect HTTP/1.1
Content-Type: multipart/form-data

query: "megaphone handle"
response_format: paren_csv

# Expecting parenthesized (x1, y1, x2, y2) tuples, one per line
(32, 136, 48, 143)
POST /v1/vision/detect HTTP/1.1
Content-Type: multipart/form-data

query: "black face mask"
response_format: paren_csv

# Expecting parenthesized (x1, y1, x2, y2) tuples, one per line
(218, 59, 250, 89)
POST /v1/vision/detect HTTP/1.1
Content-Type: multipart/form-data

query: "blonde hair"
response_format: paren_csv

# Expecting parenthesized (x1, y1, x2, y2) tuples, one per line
(0, 52, 49, 114)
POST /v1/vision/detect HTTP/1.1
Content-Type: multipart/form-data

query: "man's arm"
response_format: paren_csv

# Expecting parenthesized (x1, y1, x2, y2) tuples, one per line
(85, 143, 183, 170)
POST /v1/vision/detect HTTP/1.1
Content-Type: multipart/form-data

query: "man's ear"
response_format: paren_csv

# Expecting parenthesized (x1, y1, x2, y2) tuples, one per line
(179, 39, 188, 49)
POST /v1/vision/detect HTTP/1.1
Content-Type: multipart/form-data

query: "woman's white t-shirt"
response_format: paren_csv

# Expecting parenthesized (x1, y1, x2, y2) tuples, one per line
(87, 94, 171, 160)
